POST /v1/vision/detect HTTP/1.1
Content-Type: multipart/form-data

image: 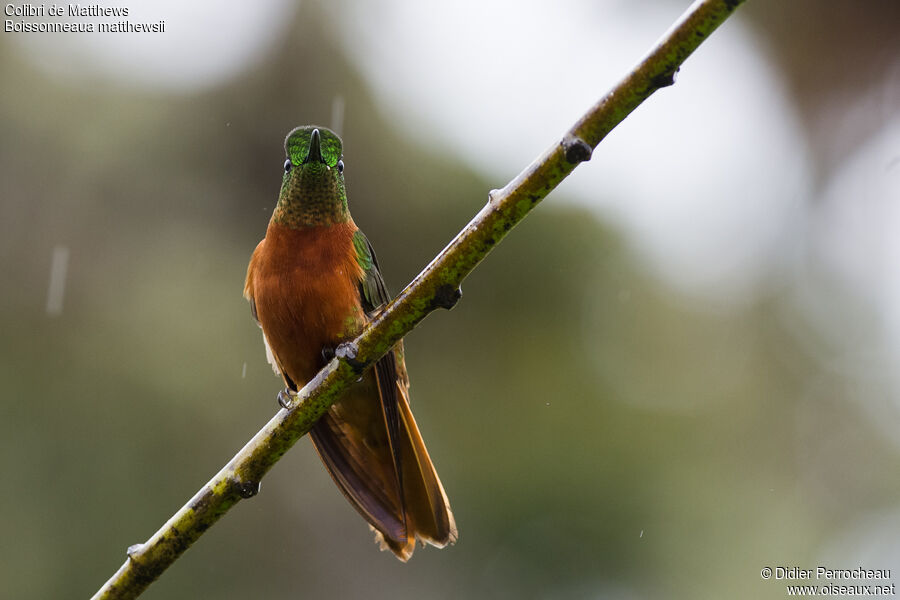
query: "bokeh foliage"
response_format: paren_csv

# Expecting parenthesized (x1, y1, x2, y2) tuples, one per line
(2, 1, 899, 599)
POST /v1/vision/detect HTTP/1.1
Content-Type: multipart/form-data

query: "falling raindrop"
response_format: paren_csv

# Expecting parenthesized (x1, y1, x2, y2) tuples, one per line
(46, 245, 70, 316)
(242, 362, 247, 378)
(331, 94, 345, 136)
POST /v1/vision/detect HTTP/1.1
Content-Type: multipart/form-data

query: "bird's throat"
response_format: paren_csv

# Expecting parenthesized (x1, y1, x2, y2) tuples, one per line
(272, 171, 350, 228)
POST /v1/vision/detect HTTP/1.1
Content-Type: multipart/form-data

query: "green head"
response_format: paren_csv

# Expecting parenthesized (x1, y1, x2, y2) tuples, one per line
(272, 125, 348, 228)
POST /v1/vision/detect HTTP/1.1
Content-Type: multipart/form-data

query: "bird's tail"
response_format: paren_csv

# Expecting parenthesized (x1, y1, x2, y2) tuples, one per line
(309, 372, 456, 561)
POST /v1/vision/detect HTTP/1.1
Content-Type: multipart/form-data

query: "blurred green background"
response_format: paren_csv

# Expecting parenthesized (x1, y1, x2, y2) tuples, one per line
(2, 1, 900, 598)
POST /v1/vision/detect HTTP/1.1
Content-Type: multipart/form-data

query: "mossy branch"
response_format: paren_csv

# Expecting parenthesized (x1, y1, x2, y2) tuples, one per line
(91, 1, 745, 597)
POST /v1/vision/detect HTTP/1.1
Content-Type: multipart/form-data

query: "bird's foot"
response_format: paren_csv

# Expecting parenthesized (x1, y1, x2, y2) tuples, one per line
(277, 387, 294, 409)
(335, 341, 359, 361)
(335, 342, 364, 381)
(322, 342, 358, 362)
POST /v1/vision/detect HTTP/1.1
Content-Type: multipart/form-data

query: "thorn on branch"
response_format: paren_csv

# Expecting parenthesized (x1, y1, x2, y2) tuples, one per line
(562, 135, 593, 164)
(237, 480, 261, 499)
(651, 66, 679, 89)
(430, 283, 463, 311)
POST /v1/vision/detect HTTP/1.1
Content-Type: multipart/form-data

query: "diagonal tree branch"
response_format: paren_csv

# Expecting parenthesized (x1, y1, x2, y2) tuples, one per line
(91, 1, 746, 597)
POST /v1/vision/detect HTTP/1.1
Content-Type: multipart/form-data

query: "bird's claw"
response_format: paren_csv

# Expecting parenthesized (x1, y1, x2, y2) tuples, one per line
(335, 341, 359, 361)
(277, 388, 294, 409)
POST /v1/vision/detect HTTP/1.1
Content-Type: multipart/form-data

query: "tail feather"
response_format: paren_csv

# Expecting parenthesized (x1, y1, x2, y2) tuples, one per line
(309, 412, 406, 544)
(395, 382, 457, 548)
(308, 369, 456, 561)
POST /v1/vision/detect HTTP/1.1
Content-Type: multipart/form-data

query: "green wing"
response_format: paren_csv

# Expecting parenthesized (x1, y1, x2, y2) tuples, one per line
(352, 230, 404, 488)
(353, 230, 390, 315)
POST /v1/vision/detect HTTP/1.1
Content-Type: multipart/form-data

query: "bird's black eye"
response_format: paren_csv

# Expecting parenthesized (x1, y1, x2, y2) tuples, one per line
(337, 159, 344, 174)
(284, 159, 292, 173)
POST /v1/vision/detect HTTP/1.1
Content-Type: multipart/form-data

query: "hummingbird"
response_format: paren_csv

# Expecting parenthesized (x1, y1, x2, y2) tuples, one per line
(244, 126, 457, 561)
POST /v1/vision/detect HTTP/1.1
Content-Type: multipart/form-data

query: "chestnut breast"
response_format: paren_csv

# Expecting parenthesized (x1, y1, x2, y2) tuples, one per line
(248, 221, 366, 385)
